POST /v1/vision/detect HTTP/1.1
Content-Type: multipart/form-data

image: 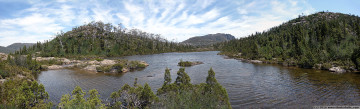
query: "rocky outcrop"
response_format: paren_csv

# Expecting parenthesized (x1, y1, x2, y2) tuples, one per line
(249, 60, 262, 63)
(0, 79, 6, 84)
(100, 59, 116, 66)
(329, 67, 346, 73)
(87, 60, 100, 65)
(139, 61, 149, 66)
(48, 65, 63, 70)
(121, 68, 129, 73)
(83, 65, 100, 72)
(0, 53, 8, 60)
(34, 57, 148, 73)
(34, 57, 56, 61)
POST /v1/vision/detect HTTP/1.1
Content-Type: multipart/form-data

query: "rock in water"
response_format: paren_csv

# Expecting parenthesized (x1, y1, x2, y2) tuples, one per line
(100, 59, 116, 66)
(48, 65, 63, 70)
(329, 67, 346, 73)
(83, 65, 99, 72)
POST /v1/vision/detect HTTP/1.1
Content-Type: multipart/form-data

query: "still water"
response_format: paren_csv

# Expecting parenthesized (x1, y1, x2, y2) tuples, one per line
(37, 51, 360, 108)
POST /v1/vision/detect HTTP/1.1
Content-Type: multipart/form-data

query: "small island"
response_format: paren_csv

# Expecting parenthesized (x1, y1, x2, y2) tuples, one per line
(178, 60, 203, 67)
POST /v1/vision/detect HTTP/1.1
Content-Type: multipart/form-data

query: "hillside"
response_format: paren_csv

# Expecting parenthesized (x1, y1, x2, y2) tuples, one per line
(217, 12, 360, 71)
(0, 46, 11, 53)
(182, 33, 235, 46)
(18, 21, 194, 57)
(0, 43, 34, 53)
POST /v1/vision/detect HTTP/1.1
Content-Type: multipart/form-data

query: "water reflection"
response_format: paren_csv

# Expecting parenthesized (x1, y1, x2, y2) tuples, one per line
(37, 51, 360, 108)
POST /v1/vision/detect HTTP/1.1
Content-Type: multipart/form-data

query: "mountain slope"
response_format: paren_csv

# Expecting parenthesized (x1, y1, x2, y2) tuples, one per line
(7, 43, 35, 51)
(19, 21, 194, 57)
(182, 33, 235, 46)
(217, 12, 360, 70)
(0, 46, 11, 53)
(0, 43, 35, 53)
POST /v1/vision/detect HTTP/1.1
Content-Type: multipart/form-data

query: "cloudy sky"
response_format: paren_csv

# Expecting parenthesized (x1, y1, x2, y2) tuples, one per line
(0, 0, 359, 46)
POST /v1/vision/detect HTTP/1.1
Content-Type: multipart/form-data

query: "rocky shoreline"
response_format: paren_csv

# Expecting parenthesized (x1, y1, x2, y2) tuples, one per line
(223, 54, 353, 74)
(34, 57, 149, 73)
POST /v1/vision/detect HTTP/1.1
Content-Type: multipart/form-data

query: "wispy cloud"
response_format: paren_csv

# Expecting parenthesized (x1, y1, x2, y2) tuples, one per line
(0, 0, 315, 46)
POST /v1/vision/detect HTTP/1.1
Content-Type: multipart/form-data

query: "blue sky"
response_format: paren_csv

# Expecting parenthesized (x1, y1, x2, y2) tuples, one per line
(0, 0, 359, 46)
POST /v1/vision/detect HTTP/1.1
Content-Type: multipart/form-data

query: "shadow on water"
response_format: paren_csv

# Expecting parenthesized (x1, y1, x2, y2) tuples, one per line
(37, 51, 360, 108)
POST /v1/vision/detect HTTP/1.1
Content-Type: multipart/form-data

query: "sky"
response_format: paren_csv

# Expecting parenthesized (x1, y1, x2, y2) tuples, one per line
(0, 0, 359, 46)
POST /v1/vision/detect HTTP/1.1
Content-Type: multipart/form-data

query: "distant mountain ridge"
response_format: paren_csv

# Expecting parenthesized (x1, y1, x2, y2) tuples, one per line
(182, 33, 235, 46)
(0, 43, 35, 53)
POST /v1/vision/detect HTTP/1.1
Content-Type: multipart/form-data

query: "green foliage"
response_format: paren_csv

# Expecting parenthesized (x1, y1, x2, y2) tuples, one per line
(37, 59, 62, 66)
(175, 68, 191, 87)
(351, 47, 360, 69)
(140, 83, 158, 107)
(58, 86, 105, 109)
(96, 65, 112, 73)
(0, 79, 52, 108)
(19, 21, 195, 58)
(95, 58, 104, 62)
(178, 59, 193, 67)
(164, 68, 171, 86)
(217, 12, 360, 70)
(155, 68, 231, 109)
(0, 54, 51, 108)
(5, 54, 42, 74)
(109, 79, 158, 108)
(206, 68, 218, 86)
(94, 59, 147, 73)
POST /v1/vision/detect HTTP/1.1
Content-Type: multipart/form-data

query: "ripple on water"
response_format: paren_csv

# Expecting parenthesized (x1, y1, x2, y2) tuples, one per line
(37, 51, 360, 107)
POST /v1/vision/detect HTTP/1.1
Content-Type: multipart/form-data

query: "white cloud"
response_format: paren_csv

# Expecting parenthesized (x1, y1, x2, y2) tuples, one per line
(0, 0, 316, 46)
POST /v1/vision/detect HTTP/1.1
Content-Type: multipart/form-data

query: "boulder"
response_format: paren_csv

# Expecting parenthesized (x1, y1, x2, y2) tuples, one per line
(48, 65, 63, 70)
(0, 79, 6, 84)
(100, 59, 116, 66)
(83, 65, 99, 72)
(250, 60, 262, 63)
(121, 67, 129, 73)
(61, 58, 72, 65)
(109, 69, 118, 73)
(41, 65, 49, 70)
(35, 57, 56, 61)
(329, 67, 346, 73)
(139, 61, 149, 66)
(87, 60, 100, 65)
(0, 53, 8, 60)
(16, 74, 25, 78)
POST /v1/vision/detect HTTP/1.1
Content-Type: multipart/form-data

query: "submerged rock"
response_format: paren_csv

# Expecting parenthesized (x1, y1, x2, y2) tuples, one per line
(191, 61, 204, 66)
(329, 67, 346, 73)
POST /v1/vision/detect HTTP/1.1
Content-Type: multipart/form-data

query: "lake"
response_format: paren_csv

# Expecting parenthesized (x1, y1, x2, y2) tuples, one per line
(37, 51, 360, 108)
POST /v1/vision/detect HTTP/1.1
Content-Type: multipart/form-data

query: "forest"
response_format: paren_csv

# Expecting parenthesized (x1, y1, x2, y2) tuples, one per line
(16, 21, 195, 58)
(216, 12, 360, 70)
